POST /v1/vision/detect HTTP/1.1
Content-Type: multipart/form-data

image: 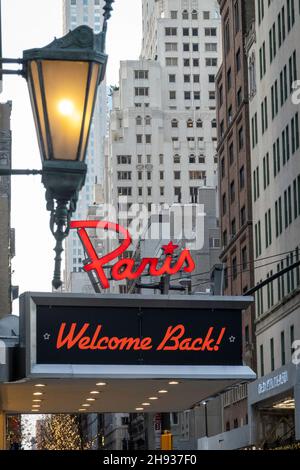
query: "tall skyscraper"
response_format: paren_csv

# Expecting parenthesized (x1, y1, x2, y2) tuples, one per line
(63, 0, 107, 289)
(107, 0, 222, 297)
(216, 0, 256, 435)
(246, 0, 300, 447)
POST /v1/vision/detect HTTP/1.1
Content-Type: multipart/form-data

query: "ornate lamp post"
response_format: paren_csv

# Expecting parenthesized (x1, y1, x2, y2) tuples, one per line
(0, 1, 114, 289)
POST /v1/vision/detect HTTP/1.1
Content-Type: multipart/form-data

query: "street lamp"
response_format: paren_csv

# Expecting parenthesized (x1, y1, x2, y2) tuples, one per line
(0, 1, 114, 289)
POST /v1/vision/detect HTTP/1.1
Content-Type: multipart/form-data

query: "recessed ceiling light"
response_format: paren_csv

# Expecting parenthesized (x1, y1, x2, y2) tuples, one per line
(90, 391, 100, 394)
(142, 403, 150, 406)
(86, 398, 95, 401)
(33, 399, 42, 403)
(169, 381, 179, 385)
(35, 384, 46, 387)
(158, 390, 168, 394)
(96, 382, 107, 386)
(32, 405, 40, 408)
(136, 407, 144, 411)
(82, 404, 90, 407)
(31, 410, 39, 412)
(33, 392, 43, 396)
(149, 397, 158, 400)
(78, 409, 86, 412)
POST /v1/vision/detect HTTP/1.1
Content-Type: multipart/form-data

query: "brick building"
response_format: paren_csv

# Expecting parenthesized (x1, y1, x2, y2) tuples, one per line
(216, 0, 256, 430)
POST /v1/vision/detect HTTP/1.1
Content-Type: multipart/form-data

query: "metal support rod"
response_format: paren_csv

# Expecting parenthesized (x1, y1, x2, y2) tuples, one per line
(50, 200, 71, 290)
(0, 169, 43, 176)
(0, 58, 24, 63)
(1, 69, 24, 76)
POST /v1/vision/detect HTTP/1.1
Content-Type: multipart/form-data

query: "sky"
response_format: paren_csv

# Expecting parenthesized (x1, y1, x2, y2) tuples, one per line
(0, 0, 142, 313)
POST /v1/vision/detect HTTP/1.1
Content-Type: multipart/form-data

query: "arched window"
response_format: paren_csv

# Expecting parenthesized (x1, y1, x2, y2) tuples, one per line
(187, 119, 193, 128)
(136, 116, 142, 125)
(191, 10, 198, 20)
(189, 154, 196, 164)
(173, 154, 181, 164)
(198, 154, 206, 164)
(182, 10, 188, 20)
(196, 119, 203, 128)
(171, 119, 179, 128)
(211, 119, 217, 128)
(145, 115, 151, 125)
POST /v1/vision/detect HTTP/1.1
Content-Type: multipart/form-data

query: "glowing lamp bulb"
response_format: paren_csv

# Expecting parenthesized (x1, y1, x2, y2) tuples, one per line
(58, 99, 75, 116)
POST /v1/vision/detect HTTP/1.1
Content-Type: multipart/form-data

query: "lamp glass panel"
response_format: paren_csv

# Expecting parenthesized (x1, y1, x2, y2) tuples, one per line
(42, 60, 89, 161)
(79, 63, 100, 161)
(29, 61, 49, 159)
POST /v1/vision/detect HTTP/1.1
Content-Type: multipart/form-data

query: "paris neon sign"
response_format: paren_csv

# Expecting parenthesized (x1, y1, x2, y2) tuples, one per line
(70, 220, 196, 289)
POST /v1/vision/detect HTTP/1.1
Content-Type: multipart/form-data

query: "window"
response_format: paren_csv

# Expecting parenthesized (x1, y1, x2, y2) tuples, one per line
(234, 1, 240, 33)
(237, 87, 242, 107)
(183, 43, 190, 52)
(196, 119, 203, 128)
(182, 27, 189, 36)
(211, 119, 217, 128)
(238, 127, 244, 150)
(160, 171, 164, 180)
(145, 116, 151, 126)
(160, 186, 164, 196)
(236, 48, 241, 72)
(193, 74, 200, 83)
(169, 74, 176, 83)
(260, 344, 264, 376)
(159, 154, 163, 165)
(192, 28, 198, 36)
(194, 91, 200, 100)
(192, 10, 198, 20)
(134, 70, 148, 79)
(224, 19, 230, 55)
(192, 43, 199, 52)
(227, 68, 232, 89)
(136, 116, 142, 125)
(187, 119, 193, 128)
(205, 43, 217, 52)
(169, 91, 176, 100)
(182, 10, 188, 20)
(118, 187, 132, 196)
(203, 11, 210, 20)
(145, 134, 151, 144)
(135, 87, 149, 96)
(165, 42, 178, 51)
(281, 331, 286, 366)
(136, 134, 142, 144)
(165, 27, 177, 36)
(184, 74, 190, 83)
(117, 155, 131, 165)
(241, 206, 246, 227)
(209, 74, 215, 83)
(173, 154, 180, 164)
(240, 166, 245, 189)
(270, 338, 275, 371)
(147, 171, 151, 180)
(183, 58, 190, 67)
(166, 57, 178, 66)
(222, 194, 227, 215)
(184, 91, 191, 100)
(230, 181, 235, 203)
(205, 28, 217, 36)
(170, 11, 177, 19)
(233, 257, 237, 278)
(174, 171, 181, 180)
(193, 58, 199, 67)
(171, 119, 178, 128)
(206, 57, 218, 67)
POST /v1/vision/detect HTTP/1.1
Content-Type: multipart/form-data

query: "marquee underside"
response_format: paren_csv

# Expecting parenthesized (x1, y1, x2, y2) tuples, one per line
(0, 366, 255, 413)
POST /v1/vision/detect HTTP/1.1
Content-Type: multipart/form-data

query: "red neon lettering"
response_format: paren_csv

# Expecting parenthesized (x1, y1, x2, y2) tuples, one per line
(69, 220, 195, 289)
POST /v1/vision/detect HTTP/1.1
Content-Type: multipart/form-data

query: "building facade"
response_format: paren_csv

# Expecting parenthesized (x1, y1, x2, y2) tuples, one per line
(0, 102, 14, 318)
(216, 0, 256, 432)
(246, 0, 300, 447)
(63, 0, 107, 285)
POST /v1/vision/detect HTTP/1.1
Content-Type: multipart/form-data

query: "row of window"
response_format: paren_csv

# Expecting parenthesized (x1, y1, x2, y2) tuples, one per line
(259, 322, 298, 378)
(168, 10, 213, 21)
(70, 0, 100, 5)
(116, 154, 213, 166)
(254, 174, 300, 258)
(165, 27, 217, 37)
(259, 0, 297, 79)
(253, 112, 299, 198)
(168, 89, 215, 100)
(117, 170, 207, 181)
(117, 186, 206, 204)
(165, 55, 217, 67)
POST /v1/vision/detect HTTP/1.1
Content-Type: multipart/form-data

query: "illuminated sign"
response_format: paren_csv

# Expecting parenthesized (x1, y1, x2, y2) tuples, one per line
(35, 303, 242, 366)
(70, 220, 195, 289)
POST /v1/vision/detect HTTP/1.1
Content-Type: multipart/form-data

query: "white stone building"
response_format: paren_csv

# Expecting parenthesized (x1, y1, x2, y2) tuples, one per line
(63, 0, 107, 287)
(106, 0, 222, 295)
(246, 0, 300, 446)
